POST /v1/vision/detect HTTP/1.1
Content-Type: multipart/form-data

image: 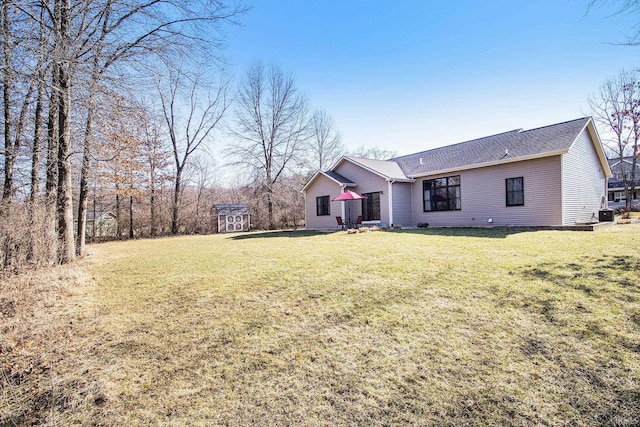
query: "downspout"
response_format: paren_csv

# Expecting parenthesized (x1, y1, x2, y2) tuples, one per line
(560, 155, 565, 225)
(388, 180, 395, 227)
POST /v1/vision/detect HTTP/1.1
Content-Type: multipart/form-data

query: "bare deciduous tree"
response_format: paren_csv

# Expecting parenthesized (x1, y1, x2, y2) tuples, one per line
(72, 0, 246, 255)
(309, 109, 344, 171)
(349, 145, 397, 160)
(588, 0, 640, 45)
(589, 69, 640, 207)
(230, 61, 311, 229)
(158, 67, 229, 235)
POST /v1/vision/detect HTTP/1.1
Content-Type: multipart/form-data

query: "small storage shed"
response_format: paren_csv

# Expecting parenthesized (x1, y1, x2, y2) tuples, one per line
(213, 204, 251, 233)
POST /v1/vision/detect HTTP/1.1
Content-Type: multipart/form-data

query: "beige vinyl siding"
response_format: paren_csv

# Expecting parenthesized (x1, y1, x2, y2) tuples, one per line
(561, 129, 607, 225)
(391, 182, 413, 227)
(335, 161, 390, 224)
(303, 174, 343, 230)
(411, 156, 563, 227)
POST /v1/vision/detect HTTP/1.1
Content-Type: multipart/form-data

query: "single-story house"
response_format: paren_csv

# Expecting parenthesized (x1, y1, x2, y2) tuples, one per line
(607, 156, 640, 209)
(302, 117, 612, 229)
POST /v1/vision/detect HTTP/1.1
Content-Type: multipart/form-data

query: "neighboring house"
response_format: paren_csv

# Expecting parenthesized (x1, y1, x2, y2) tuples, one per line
(303, 117, 612, 229)
(607, 156, 640, 209)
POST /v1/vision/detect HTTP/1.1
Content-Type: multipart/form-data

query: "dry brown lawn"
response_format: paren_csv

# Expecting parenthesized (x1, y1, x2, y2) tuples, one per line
(2, 225, 640, 426)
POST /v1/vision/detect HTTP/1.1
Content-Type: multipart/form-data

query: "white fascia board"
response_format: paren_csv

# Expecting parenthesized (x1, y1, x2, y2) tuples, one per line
(301, 170, 323, 192)
(581, 119, 613, 178)
(387, 177, 415, 183)
(328, 155, 349, 172)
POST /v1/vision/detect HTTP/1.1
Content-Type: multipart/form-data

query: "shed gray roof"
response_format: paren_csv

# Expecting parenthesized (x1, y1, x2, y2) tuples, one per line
(212, 204, 250, 214)
(393, 117, 592, 177)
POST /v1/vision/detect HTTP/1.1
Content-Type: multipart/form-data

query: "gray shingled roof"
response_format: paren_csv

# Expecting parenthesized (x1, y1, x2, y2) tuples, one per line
(608, 156, 639, 167)
(392, 117, 591, 177)
(343, 156, 412, 181)
(323, 170, 356, 185)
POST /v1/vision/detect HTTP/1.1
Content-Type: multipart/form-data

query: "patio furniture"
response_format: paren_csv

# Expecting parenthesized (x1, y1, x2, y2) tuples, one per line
(336, 216, 345, 230)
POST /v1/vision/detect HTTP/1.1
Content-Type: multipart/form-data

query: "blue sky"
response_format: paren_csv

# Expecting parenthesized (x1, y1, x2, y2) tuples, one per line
(224, 0, 638, 156)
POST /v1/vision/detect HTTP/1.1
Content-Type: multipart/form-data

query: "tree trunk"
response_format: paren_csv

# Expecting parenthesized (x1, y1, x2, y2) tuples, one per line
(150, 160, 157, 237)
(194, 180, 203, 233)
(618, 150, 631, 208)
(77, 91, 95, 256)
(91, 183, 97, 241)
(171, 167, 182, 235)
(55, 61, 75, 262)
(54, 0, 75, 263)
(129, 195, 134, 239)
(30, 6, 47, 204)
(266, 165, 274, 229)
(630, 126, 639, 206)
(2, 0, 14, 202)
(30, 80, 44, 203)
(267, 188, 274, 230)
(45, 66, 59, 263)
(115, 187, 121, 239)
(27, 70, 45, 262)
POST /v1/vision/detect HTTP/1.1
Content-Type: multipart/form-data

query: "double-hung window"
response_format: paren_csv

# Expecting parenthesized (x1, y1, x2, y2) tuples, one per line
(423, 176, 461, 211)
(316, 195, 330, 216)
(361, 192, 380, 221)
(506, 177, 524, 206)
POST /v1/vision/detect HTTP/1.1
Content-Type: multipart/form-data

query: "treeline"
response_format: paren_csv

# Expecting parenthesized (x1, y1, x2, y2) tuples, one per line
(0, 0, 249, 272)
(1, 0, 395, 274)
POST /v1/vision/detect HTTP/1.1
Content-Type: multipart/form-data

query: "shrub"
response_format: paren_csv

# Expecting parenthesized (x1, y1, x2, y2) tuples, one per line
(620, 207, 632, 219)
(0, 201, 55, 275)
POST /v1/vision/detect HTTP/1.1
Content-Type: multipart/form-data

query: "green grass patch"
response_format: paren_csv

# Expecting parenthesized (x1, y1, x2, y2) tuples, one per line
(3, 225, 640, 425)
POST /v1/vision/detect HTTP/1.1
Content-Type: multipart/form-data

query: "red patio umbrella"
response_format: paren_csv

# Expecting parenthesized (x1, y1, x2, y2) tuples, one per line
(333, 190, 366, 225)
(332, 190, 367, 201)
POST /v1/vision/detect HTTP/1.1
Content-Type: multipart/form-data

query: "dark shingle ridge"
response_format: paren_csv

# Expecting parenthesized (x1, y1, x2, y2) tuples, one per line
(608, 156, 639, 165)
(391, 117, 591, 177)
(518, 117, 590, 135)
(323, 170, 356, 185)
(391, 129, 522, 162)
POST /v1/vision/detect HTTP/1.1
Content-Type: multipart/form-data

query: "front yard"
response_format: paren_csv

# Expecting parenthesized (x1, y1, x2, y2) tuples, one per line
(2, 225, 640, 426)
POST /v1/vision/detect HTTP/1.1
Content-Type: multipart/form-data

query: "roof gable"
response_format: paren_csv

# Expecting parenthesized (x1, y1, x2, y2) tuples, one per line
(582, 119, 612, 178)
(301, 169, 357, 192)
(609, 156, 640, 168)
(333, 156, 412, 182)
